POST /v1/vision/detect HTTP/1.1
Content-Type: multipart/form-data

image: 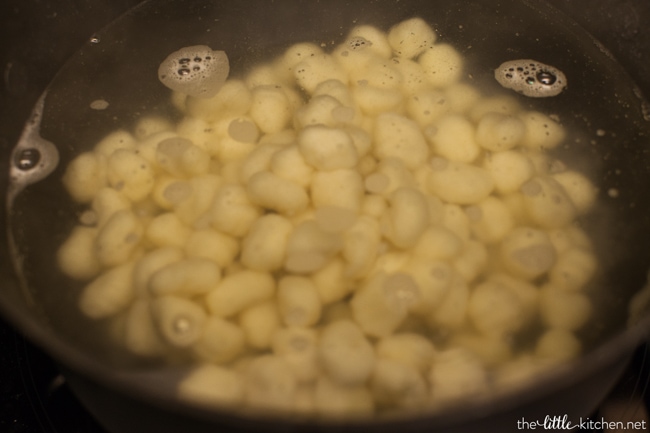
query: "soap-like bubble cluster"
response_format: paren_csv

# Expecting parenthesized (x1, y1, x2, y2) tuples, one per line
(158, 45, 229, 98)
(495, 59, 567, 98)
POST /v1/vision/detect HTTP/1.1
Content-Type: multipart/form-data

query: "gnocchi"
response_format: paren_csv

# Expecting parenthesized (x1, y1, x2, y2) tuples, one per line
(58, 16, 602, 418)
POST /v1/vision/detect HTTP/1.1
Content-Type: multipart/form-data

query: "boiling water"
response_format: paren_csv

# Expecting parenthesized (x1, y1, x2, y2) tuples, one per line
(6, 0, 650, 417)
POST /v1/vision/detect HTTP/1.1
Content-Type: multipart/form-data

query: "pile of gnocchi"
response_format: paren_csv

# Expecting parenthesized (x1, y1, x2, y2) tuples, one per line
(58, 17, 599, 417)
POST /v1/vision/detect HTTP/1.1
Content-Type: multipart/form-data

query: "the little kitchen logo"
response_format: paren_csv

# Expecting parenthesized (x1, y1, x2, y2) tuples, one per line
(517, 414, 647, 430)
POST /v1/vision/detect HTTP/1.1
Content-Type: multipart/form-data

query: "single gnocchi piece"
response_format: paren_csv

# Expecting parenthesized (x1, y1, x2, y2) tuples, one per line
(209, 184, 262, 237)
(172, 175, 222, 226)
(192, 316, 245, 364)
(404, 259, 454, 314)
(185, 229, 239, 268)
(240, 213, 293, 271)
(349, 57, 403, 90)
(246, 171, 309, 215)
(499, 226, 556, 280)
(91, 187, 132, 228)
(376, 333, 436, 374)
(351, 273, 420, 337)
(483, 150, 536, 195)
(353, 85, 404, 116)
(318, 320, 376, 385)
(277, 275, 322, 327)
(370, 358, 428, 409)
(150, 296, 207, 348)
(57, 226, 101, 280)
(427, 276, 470, 330)
(149, 258, 221, 296)
(94, 130, 137, 157)
(270, 145, 314, 188)
(311, 258, 355, 305)
(519, 111, 566, 150)
(122, 299, 167, 357)
(453, 240, 489, 283)
(419, 43, 463, 88)
(178, 364, 245, 408)
(249, 85, 292, 134)
(62, 152, 108, 203)
(380, 188, 430, 249)
(548, 247, 598, 291)
(552, 170, 598, 214)
(466, 197, 515, 244)
(428, 114, 480, 163)
(238, 301, 281, 350)
(535, 329, 582, 362)
(406, 90, 450, 127)
(475, 113, 525, 152)
(428, 348, 488, 405)
(106, 149, 155, 202)
(411, 226, 463, 260)
(145, 212, 191, 248)
(427, 158, 494, 205)
(387, 17, 436, 59)
(284, 221, 343, 273)
(298, 125, 359, 171)
(155, 137, 210, 178)
(95, 210, 143, 267)
(468, 279, 533, 337)
(132, 247, 184, 296)
(79, 262, 135, 319)
(205, 270, 275, 318)
(272, 327, 320, 383)
(342, 215, 381, 278)
(186, 79, 252, 122)
(521, 176, 577, 229)
(294, 53, 348, 94)
(311, 169, 365, 212)
(365, 157, 417, 196)
(373, 113, 429, 169)
(244, 355, 298, 412)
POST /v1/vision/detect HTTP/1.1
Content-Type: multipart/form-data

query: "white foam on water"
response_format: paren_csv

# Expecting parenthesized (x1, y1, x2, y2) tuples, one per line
(495, 59, 567, 98)
(158, 45, 229, 98)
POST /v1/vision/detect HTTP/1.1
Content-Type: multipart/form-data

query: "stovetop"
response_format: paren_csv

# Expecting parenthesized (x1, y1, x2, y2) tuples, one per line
(0, 318, 105, 433)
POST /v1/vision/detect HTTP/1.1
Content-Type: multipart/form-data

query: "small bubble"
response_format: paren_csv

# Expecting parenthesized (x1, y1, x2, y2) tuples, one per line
(14, 148, 41, 170)
(536, 70, 557, 85)
(193, 56, 202, 62)
(193, 66, 201, 71)
(179, 58, 191, 65)
(89, 35, 100, 44)
(526, 76, 536, 85)
(177, 68, 191, 76)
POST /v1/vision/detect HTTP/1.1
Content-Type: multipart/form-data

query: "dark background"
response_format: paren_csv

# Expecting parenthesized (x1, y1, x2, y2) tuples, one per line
(1, 0, 650, 432)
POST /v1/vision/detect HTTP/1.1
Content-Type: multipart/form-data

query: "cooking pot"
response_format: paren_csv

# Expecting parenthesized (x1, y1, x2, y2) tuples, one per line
(2, 0, 650, 432)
